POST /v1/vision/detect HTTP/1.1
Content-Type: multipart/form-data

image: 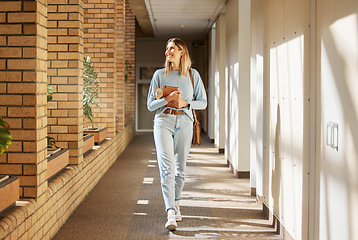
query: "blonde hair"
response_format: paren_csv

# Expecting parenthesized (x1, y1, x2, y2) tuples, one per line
(164, 38, 191, 76)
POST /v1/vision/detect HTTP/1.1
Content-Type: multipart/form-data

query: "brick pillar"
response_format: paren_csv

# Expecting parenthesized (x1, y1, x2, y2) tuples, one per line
(125, 1, 135, 126)
(115, 0, 125, 131)
(84, 0, 116, 137)
(0, 0, 48, 199)
(48, 0, 84, 165)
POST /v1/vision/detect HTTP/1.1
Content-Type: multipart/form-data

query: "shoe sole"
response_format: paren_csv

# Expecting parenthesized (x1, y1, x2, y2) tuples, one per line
(165, 223, 177, 231)
(175, 216, 182, 222)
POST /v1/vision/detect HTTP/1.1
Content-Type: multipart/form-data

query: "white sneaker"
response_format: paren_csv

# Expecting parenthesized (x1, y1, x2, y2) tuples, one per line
(175, 201, 182, 222)
(165, 209, 177, 231)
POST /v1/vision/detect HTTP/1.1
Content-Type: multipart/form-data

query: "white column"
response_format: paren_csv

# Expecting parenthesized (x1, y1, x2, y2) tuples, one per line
(215, 14, 226, 152)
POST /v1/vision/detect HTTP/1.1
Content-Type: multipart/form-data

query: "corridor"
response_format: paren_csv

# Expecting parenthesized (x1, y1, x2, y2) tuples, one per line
(53, 135, 282, 240)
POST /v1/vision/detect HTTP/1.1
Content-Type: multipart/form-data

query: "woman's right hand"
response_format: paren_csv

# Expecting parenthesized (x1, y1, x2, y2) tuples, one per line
(165, 90, 181, 102)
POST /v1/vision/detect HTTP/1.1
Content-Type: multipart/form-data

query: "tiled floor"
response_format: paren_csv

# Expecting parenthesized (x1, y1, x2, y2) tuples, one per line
(53, 134, 282, 240)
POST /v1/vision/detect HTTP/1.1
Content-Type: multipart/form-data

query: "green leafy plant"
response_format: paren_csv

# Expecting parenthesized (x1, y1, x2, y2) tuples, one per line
(47, 84, 53, 102)
(46, 136, 58, 149)
(0, 117, 12, 156)
(83, 56, 99, 125)
(46, 80, 59, 150)
(124, 60, 132, 82)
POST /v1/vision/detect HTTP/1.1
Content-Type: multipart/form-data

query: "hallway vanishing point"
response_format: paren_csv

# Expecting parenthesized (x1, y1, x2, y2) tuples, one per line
(52, 134, 282, 240)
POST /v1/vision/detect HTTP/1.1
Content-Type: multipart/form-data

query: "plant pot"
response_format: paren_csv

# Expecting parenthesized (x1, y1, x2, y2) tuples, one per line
(0, 175, 19, 214)
(47, 148, 69, 180)
(47, 147, 62, 157)
(83, 134, 94, 155)
(83, 126, 108, 145)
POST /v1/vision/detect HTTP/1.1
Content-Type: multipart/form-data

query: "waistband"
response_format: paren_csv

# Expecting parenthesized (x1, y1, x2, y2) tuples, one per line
(164, 108, 184, 115)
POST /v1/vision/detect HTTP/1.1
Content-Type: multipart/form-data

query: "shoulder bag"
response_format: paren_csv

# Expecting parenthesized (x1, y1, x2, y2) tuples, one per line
(189, 69, 201, 146)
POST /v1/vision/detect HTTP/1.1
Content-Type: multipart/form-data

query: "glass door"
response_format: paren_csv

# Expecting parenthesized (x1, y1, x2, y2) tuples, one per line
(136, 65, 161, 132)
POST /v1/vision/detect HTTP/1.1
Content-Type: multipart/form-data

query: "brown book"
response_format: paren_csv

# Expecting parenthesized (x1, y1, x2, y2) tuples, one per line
(163, 85, 179, 97)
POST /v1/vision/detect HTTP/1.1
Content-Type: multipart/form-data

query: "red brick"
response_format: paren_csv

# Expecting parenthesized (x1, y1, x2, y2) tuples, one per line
(0, 164, 22, 175)
(0, 2, 22, 12)
(48, 44, 68, 52)
(23, 1, 37, 11)
(48, 13, 68, 20)
(8, 83, 36, 94)
(58, 5, 79, 13)
(19, 176, 38, 187)
(0, 25, 22, 35)
(51, 60, 69, 68)
(0, 154, 5, 163)
(8, 153, 37, 164)
(0, 36, 5, 46)
(58, 69, 79, 77)
(50, 126, 68, 133)
(23, 186, 37, 198)
(0, 95, 22, 105)
(23, 164, 37, 175)
(58, 36, 80, 44)
(22, 47, 38, 59)
(0, 13, 5, 23)
(47, 5, 58, 13)
(48, 0, 68, 4)
(23, 142, 40, 153)
(7, 59, 37, 70)
(8, 36, 36, 47)
(47, 20, 58, 28)
(58, 52, 80, 59)
(8, 107, 36, 118)
(22, 118, 38, 129)
(8, 13, 36, 23)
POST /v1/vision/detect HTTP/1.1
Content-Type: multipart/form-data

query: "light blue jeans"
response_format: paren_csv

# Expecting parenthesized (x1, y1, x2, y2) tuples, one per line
(153, 113, 193, 212)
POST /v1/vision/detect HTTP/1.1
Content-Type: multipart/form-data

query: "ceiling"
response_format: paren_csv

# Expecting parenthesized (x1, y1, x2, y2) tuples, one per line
(128, 0, 227, 41)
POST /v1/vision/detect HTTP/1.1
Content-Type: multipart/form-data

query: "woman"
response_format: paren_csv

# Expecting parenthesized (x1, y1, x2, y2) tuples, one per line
(147, 38, 207, 230)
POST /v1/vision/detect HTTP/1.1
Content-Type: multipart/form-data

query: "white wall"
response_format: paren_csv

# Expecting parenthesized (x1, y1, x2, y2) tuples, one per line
(208, 28, 216, 140)
(207, 1, 358, 239)
(214, 14, 226, 151)
(317, 0, 358, 239)
(263, 0, 311, 239)
(225, 0, 239, 169)
(250, 0, 265, 196)
(225, 0, 251, 174)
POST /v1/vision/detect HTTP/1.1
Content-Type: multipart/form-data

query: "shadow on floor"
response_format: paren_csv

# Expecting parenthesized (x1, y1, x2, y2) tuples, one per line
(53, 134, 281, 240)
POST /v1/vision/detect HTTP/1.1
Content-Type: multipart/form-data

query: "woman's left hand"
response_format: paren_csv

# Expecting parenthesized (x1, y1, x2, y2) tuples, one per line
(165, 99, 188, 109)
(178, 99, 188, 109)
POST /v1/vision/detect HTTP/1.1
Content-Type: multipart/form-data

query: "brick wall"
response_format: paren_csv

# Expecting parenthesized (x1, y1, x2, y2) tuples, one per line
(0, 0, 48, 199)
(124, 1, 135, 127)
(0, 0, 136, 239)
(0, 127, 135, 239)
(115, 0, 125, 131)
(47, 0, 84, 165)
(84, 0, 117, 137)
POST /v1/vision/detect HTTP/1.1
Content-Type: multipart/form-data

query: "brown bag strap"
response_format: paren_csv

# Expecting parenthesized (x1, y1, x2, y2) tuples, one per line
(189, 69, 198, 124)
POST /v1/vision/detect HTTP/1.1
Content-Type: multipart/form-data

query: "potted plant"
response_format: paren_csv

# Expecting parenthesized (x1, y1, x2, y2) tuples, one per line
(82, 56, 108, 144)
(0, 117, 11, 156)
(46, 136, 69, 180)
(0, 117, 19, 214)
(46, 84, 69, 180)
(124, 60, 132, 82)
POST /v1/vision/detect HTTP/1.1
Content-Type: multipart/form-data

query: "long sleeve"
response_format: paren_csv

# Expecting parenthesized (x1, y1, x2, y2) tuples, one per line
(147, 68, 207, 122)
(188, 69, 207, 110)
(147, 70, 167, 112)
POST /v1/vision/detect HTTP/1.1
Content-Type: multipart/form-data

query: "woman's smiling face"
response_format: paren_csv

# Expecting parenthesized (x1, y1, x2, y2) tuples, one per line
(165, 41, 183, 66)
